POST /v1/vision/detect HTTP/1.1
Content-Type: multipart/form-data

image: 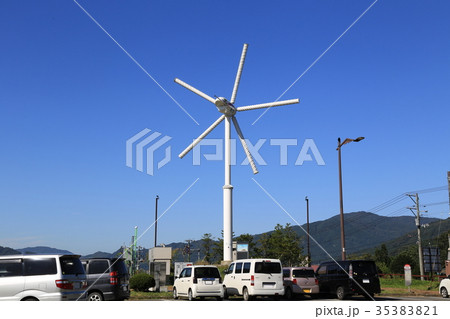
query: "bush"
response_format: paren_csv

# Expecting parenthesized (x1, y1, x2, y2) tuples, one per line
(130, 273, 155, 292)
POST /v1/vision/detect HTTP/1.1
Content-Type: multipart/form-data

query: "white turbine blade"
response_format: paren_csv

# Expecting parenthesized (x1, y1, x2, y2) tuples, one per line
(230, 43, 248, 104)
(231, 116, 259, 174)
(237, 98, 300, 112)
(174, 78, 216, 104)
(179, 115, 226, 158)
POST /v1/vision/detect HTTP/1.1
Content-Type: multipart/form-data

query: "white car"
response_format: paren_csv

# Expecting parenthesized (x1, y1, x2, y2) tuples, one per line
(173, 265, 224, 301)
(223, 259, 284, 301)
(439, 276, 450, 298)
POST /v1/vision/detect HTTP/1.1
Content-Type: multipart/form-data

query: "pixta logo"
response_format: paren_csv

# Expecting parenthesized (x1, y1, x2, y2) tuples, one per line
(126, 129, 172, 176)
(126, 129, 325, 176)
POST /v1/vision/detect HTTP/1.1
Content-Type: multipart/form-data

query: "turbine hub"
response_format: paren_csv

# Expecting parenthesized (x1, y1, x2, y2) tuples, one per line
(214, 97, 236, 116)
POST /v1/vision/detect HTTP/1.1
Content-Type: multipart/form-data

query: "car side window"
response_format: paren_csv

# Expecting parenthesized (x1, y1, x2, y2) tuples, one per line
(227, 263, 235, 274)
(243, 263, 251, 274)
(185, 268, 192, 277)
(24, 258, 57, 276)
(317, 265, 326, 275)
(0, 259, 23, 277)
(235, 263, 243, 274)
(179, 269, 187, 278)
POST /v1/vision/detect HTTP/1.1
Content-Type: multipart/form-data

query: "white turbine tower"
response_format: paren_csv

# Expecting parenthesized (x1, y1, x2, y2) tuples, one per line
(175, 43, 299, 263)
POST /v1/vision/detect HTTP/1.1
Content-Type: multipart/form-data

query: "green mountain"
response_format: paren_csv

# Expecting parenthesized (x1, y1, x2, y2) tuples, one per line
(355, 217, 450, 257)
(298, 212, 444, 262)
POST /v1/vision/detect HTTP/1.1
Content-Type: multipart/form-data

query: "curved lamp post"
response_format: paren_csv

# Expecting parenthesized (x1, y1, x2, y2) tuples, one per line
(337, 136, 365, 260)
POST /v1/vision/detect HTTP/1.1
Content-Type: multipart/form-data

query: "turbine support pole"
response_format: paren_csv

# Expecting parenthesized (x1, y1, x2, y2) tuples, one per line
(223, 116, 233, 263)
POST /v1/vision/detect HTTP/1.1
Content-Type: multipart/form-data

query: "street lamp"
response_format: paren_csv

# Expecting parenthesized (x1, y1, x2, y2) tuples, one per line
(154, 195, 159, 248)
(337, 136, 365, 260)
(305, 196, 310, 267)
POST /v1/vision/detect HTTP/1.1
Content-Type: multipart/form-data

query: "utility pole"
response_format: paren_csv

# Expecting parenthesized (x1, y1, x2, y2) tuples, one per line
(447, 171, 450, 215)
(305, 196, 311, 266)
(407, 193, 426, 281)
(154, 195, 159, 248)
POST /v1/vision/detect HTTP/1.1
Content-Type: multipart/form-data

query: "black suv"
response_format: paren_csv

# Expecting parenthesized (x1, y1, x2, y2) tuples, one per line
(315, 260, 380, 300)
(82, 258, 130, 301)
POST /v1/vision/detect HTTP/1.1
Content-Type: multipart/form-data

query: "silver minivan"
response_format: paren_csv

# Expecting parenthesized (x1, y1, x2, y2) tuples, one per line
(0, 254, 87, 301)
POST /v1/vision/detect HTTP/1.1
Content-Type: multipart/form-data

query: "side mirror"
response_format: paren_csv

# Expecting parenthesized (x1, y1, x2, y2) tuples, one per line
(175, 276, 179, 279)
(223, 270, 229, 275)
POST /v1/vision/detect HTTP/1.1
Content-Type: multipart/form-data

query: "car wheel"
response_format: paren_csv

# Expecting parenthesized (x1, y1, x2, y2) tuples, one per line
(188, 289, 195, 301)
(173, 287, 178, 300)
(223, 287, 229, 300)
(336, 286, 346, 300)
(285, 287, 293, 300)
(88, 292, 103, 301)
(441, 287, 449, 298)
(243, 287, 252, 301)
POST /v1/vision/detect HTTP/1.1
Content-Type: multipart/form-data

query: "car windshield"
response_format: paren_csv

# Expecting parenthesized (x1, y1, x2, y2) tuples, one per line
(255, 262, 281, 274)
(60, 257, 85, 275)
(293, 269, 315, 278)
(194, 267, 220, 278)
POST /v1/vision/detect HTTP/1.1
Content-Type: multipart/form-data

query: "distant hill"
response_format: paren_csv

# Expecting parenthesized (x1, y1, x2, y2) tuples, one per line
(166, 211, 444, 263)
(82, 251, 115, 258)
(17, 246, 74, 255)
(354, 217, 450, 257)
(0, 246, 21, 255)
(293, 211, 441, 262)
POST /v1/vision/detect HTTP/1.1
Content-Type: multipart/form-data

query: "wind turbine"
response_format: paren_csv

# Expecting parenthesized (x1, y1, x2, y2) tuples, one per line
(175, 43, 300, 262)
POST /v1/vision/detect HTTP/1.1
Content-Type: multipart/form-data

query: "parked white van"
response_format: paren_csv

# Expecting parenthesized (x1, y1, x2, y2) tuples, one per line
(223, 259, 284, 301)
(0, 255, 87, 301)
(173, 265, 224, 301)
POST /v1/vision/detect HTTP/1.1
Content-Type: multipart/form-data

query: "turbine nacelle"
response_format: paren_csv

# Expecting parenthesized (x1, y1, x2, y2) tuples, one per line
(214, 97, 236, 116)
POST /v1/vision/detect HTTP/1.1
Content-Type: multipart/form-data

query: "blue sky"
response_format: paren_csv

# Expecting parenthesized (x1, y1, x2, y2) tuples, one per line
(0, 0, 449, 255)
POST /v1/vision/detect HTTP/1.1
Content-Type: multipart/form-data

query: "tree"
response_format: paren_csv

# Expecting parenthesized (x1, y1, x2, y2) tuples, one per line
(257, 224, 305, 266)
(374, 244, 391, 267)
(201, 233, 213, 264)
(390, 246, 419, 275)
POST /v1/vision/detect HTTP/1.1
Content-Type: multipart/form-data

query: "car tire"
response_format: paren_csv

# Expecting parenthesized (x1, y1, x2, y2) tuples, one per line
(336, 286, 346, 300)
(173, 287, 178, 300)
(285, 287, 293, 300)
(88, 292, 103, 301)
(441, 287, 449, 298)
(243, 287, 252, 301)
(223, 287, 229, 300)
(22, 297, 39, 301)
(188, 289, 194, 301)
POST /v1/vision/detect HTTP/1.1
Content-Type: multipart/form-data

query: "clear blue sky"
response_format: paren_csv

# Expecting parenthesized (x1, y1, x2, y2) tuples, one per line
(1, 0, 449, 255)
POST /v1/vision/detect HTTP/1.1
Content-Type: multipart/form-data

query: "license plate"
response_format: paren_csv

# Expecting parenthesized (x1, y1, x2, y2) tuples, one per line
(202, 278, 214, 285)
(73, 282, 81, 289)
(302, 289, 311, 293)
(363, 279, 370, 284)
(263, 282, 275, 288)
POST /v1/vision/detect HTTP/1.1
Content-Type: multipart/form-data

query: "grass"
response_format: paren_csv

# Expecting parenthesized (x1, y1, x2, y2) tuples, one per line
(379, 277, 440, 296)
(130, 290, 173, 300)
